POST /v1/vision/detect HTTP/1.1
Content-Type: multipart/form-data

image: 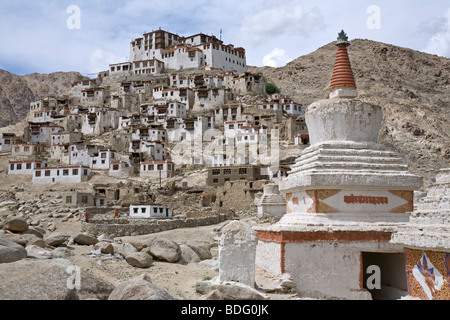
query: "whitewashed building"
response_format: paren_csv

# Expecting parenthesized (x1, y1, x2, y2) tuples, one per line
(109, 161, 133, 177)
(128, 29, 247, 73)
(8, 160, 48, 175)
(51, 132, 82, 145)
(140, 160, 175, 179)
(90, 149, 117, 170)
(129, 140, 166, 161)
(129, 204, 173, 218)
(108, 62, 132, 76)
(235, 125, 268, 146)
(0, 133, 22, 152)
(11, 143, 41, 157)
(32, 165, 91, 184)
(26, 123, 64, 144)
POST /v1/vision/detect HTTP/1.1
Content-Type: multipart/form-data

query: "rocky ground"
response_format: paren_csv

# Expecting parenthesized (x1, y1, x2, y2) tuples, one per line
(0, 152, 300, 301)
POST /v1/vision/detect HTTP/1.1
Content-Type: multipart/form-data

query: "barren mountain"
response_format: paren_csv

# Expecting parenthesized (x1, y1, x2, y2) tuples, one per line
(250, 39, 450, 187)
(0, 69, 86, 128)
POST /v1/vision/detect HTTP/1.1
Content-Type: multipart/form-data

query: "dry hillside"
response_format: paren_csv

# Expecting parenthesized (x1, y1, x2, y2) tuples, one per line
(250, 39, 450, 187)
(0, 69, 86, 128)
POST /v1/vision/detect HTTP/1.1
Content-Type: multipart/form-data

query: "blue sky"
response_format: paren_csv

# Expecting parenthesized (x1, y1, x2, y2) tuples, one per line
(0, 0, 449, 76)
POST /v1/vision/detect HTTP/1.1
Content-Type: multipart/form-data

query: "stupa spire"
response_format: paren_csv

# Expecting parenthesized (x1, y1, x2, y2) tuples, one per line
(329, 30, 357, 98)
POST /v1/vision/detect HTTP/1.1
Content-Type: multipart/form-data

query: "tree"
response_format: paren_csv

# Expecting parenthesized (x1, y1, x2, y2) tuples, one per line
(265, 82, 281, 95)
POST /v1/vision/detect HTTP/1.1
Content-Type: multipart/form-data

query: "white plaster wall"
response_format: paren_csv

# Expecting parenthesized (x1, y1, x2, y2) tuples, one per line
(306, 99, 382, 145)
(32, 167, 90, 184)
(255, 241, 282, 277)
(283, 241, 372, 300)
(257, 204, 286, 218)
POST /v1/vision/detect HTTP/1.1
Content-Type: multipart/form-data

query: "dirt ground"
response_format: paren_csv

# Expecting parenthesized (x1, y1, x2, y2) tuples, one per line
(59, 218, 298, 300)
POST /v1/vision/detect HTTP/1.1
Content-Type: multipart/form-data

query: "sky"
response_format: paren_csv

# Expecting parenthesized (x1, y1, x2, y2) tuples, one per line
(0, 0, 449, 76)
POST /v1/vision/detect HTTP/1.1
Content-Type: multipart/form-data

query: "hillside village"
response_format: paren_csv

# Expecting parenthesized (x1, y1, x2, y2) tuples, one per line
(0, 27, 449, 302)
(0, 28, 308, 219)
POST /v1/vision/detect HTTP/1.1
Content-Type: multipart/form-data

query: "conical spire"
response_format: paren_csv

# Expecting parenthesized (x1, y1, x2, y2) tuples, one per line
(329, 30, 357, 96)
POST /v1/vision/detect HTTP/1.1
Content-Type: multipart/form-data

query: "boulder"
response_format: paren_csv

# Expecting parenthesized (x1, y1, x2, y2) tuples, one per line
(52, 247, 74, 259)
(3, 216, 28, 232)
(196, 278, 269, 300)
(77, 272, 115, 300)
(20, 226, 45, 238)
(26, 236, 46, 248)
(108, 276, 176, 300)
(73, 233, 98, 246)
(149, 237, 181, 263)
(0, 201, 17, 208)
(26, 244, 53, 259)
(178, 244, 201, 264)
(44, 232, 70, 247)
(186, 240, 212, 260)
(0, 236, 27, 263)
(141, 236, 156, 248)
(95, 241, 115, 255)
(113, 242, 138, 258)
(0, 258, 78, 300)
(1, 233, 28, 247)
(125, 252, 153, 268)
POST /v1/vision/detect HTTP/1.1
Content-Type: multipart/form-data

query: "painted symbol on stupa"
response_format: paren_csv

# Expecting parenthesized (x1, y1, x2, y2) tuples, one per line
(412, 253, 444, 300)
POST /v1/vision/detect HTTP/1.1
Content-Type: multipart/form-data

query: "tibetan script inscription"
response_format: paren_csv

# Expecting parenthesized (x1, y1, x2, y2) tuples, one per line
(344, 194, 388, 205)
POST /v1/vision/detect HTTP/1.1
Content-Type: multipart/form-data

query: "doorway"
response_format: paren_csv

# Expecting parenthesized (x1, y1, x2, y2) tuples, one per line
(362, 252, 408, 300)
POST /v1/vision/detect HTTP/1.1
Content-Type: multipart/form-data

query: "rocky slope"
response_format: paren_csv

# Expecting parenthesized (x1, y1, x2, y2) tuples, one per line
(0, 69, 86, 128)
(250, 39, 450, 187)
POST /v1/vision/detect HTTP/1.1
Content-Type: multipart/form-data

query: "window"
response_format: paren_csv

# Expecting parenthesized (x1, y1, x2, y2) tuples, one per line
(212, 169, 220, 176)
(45, 170, 51, 177)
(35, 171, 41, 177)
(224, 169, 231, 175)
(17, 164, 22, 170)
(213, 179, 219, 184)
(66, 196, 72, 204)
(141, 208, 146, 213)
(113, 165, 119, 170)
(82, 196, 88, 204)
(10, 164, 14, 170)
(72, 169, 78, 175)
(63, 169, 69, 176)
(84, 169, 88, 175)
(239, 168, 247, 175)
(153, 207, 158, 214)
(133, 208, 138, 214)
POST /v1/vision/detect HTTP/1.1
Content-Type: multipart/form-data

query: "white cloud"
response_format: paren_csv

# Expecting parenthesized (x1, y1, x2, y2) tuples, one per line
(262, 48, 291, 67)
(89, 49, 125, 74)
(239, 3, 325, 45)
(423, 8, 450, 58)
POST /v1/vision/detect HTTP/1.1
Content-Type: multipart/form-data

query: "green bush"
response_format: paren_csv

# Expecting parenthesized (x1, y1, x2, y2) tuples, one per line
(265, 82, 280, 95)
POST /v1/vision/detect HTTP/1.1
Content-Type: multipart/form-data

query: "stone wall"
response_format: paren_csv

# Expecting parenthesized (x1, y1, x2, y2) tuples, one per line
(81, 212, 229, 237)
